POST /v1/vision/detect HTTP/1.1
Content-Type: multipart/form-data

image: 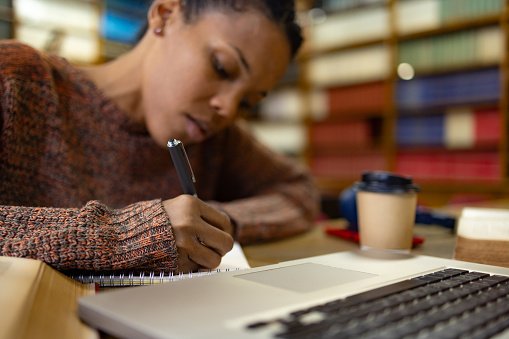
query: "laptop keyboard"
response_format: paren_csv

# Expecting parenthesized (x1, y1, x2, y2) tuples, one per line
(246, 268, 509, 338)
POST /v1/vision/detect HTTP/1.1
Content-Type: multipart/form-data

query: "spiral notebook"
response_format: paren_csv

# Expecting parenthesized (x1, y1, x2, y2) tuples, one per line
(69, 242, 250, 287)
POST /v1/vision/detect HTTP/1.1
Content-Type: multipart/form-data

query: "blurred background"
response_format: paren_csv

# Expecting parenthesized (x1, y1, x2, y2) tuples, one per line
(1, 0, 507, 215)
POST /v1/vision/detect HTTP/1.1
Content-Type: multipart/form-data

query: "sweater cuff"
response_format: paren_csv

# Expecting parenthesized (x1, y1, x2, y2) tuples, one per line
(102, 199, 178, 271)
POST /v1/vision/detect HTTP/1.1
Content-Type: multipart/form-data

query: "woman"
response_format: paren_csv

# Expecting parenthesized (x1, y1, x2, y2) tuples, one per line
(0, 0, 319, 273)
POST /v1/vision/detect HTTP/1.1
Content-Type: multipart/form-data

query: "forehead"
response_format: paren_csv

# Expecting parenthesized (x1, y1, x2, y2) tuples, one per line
(188, 10, 291, 84)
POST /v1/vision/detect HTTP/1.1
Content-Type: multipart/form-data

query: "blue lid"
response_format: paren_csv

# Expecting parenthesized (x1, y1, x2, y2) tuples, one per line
(354, 171, 420, 194)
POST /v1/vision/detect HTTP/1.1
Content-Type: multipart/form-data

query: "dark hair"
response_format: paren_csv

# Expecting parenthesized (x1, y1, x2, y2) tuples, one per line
(181, 0, 303, 59)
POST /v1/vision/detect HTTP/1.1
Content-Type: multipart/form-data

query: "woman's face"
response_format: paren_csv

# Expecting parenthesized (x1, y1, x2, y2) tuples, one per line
(142, 6, 291, 147)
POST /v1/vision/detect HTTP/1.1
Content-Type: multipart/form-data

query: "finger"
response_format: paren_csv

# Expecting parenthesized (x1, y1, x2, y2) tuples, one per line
(197, 222, 234, 255)
(187, 237, 224, 269)
(177, 252, 202, 273)
(198, 201, 233, 233)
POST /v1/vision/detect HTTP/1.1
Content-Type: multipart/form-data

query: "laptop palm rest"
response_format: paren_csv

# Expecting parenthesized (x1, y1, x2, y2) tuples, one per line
(235, 263, 377, 293)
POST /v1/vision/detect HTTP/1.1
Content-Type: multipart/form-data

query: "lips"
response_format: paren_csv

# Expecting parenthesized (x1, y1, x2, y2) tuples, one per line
(185, 114, 210, 142)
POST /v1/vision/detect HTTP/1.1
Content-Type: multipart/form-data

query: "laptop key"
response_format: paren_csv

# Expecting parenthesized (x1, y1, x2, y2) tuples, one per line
(247, 269, 509, 339)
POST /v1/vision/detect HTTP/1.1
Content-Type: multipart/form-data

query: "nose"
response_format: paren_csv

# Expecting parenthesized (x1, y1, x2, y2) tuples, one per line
(209, 90, 241, 122)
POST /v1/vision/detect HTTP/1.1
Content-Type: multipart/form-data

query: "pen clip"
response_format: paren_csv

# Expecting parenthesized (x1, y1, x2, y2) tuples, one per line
(180, 142, 195, 184)
(168, 139, 195, 183)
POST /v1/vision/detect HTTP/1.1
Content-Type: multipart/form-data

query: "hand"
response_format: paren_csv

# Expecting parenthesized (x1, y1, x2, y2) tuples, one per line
(163, 195, 234, 273)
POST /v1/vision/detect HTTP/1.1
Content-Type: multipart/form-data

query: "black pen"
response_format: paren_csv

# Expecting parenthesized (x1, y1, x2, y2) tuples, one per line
(167, 139, 197, 197)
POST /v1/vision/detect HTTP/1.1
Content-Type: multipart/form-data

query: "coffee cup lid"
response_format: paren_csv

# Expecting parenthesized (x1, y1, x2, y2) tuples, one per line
(354, 171, 420, 193)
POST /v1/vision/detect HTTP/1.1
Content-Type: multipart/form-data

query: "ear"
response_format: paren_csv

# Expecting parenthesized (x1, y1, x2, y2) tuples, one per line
(147, 0, 183, 36)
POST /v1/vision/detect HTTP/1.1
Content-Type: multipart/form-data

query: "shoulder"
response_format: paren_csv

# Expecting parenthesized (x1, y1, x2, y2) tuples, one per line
(0, 40, 73, 83)
(0, 40, 39, 58)
(0, 40, 49, 80)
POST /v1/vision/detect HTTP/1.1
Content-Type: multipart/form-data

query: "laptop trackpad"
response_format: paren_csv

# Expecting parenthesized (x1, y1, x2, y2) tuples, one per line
(235, 263, 377, 293)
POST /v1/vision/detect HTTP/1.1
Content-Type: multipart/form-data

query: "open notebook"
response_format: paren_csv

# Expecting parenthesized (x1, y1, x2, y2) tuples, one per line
(79, 248, 509, 339)
(70, 241, 250, 287)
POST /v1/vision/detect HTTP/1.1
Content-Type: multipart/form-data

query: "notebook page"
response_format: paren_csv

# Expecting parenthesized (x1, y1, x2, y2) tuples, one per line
(217, 241, 250, 269)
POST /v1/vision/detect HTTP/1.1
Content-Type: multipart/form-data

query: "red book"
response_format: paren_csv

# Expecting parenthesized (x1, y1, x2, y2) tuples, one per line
(396, 151, 501, 182)
(474, 108, 501, 147)
(327, 81, 386, 117)
(310, 121, 372, 152)
(311, 152, 387, 178)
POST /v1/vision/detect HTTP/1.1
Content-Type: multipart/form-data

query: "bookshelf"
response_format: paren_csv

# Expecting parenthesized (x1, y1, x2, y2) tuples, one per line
(11, 0, 149, 64)
(278, 0, 509, 205)
(0, 0, 12, 39)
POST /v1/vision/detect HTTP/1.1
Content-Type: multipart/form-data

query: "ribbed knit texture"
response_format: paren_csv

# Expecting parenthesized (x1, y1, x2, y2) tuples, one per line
(0, 41, 320, 272)
(0, 200, 177, 271)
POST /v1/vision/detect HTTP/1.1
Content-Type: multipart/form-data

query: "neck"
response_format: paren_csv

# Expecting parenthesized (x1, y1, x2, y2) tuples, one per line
(78, 37, 150, 124)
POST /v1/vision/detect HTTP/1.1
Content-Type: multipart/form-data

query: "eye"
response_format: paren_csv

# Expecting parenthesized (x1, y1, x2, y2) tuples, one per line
(239, 99, 252, 110)
(238, 99, 257, 118)
(212, 55, 229, 79)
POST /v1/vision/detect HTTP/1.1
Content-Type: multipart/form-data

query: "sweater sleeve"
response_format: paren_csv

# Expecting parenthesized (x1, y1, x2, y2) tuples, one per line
(0, 199, 178, 271)
(208, 124, 321, 245)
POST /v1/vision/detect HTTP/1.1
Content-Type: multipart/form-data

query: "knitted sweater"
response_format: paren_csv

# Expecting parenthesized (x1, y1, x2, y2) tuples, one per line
(0, 41, 319, 272)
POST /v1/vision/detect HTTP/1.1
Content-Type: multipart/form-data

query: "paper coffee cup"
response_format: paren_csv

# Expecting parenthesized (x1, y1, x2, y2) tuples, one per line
(355, 171, 419, 253)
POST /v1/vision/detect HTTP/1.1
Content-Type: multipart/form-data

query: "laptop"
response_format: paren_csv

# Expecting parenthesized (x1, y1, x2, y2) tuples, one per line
(78, 248, 509, 339)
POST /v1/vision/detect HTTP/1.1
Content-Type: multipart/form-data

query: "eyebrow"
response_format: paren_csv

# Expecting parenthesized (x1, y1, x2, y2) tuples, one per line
(230, 44, 268, 98)
(230, 44, 250, 74)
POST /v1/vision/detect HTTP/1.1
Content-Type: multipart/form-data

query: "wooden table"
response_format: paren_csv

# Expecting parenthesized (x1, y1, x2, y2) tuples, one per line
(242, 219, 457, 268)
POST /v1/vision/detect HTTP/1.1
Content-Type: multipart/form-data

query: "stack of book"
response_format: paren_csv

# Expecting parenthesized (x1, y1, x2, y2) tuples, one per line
(308, 80, 387, 180)
(310, 121, 373, 152)
(311, 151, 387, 178)
(396, 150, 501, 183)
(396, 67, 500, 111)
(308, 4, 389, 52)
(396, 108, 501, 148)
(396, 0, 503, 35)
(306, 44, 390, 87)
(398, 27, 502, 72)
(327, 81, 387, 117)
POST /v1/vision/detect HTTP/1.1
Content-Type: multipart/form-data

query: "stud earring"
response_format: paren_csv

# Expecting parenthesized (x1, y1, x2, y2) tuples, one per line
(154, 27, 163, 35)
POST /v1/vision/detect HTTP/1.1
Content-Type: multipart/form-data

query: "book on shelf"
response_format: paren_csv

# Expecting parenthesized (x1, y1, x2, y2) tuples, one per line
(396, 113, 444, 148)
(248, 121, 307, 157)
(0, 4, 12, 39)
(310, 151, 387, 178)
(396, 67, 500, 111)
(396, 150, 501, 183)
(13, 0, 100, 64)
(313, 0, 388, 13)
(308, 5, 389, 52)
(398, 26, 502, 73)
(306, 44, 390, 87)
(395, 0, 503, 35)
(440, 0, 504, 24)
(444, 108, 476, 149)
(0, 255, 98, 339)
(474, 108, 501, 147)
(100, 1, 149, 45)
(0, 21, 11, 40)
(395, 0, 441, 35)
(258, 87, 306, 122)
(396, 108, 501, 148)
(310, 120, 373, 150)
(326, 81, 386, 117)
